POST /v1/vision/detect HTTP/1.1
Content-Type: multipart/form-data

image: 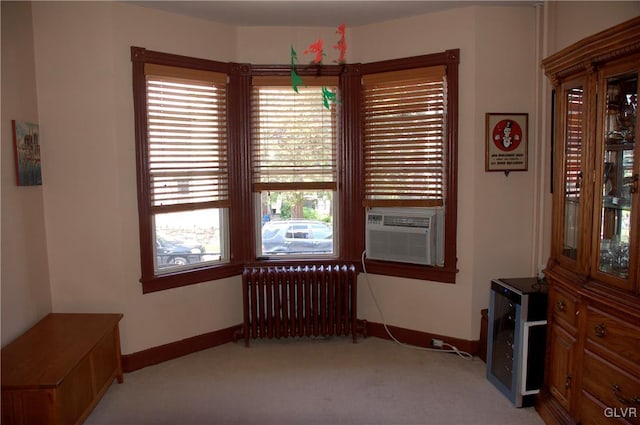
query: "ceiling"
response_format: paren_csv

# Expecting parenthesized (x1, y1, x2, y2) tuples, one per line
(127, 1, 537, 27)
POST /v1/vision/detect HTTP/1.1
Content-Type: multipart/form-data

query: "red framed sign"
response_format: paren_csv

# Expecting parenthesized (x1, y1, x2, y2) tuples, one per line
(485, 113, 528, 174)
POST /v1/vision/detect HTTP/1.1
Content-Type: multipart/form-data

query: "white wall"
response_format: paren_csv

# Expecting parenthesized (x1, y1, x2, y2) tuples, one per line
(238, 5, 542, 342)
(4, 1, 636, 353)
(546, 1, 640, 54)
(237, 26, 343, 64)
(29, 1, 242, 354)
(1, 1, 52, 347)
(348, 6, 539, 341)
(471, 5, 540, 337)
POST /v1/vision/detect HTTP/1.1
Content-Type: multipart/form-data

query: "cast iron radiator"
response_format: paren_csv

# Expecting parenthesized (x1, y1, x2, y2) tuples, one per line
(238, 264, 361, 346)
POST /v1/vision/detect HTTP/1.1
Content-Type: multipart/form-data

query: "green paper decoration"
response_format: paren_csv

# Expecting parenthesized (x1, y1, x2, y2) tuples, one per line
(290, 45, 306, 93)
(291, 70, 305, 93)
(322, 86, 339, 109)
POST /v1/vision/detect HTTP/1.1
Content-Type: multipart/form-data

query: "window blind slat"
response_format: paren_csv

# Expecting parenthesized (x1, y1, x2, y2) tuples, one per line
(252, 75, 339, 87)
(146, 69, 228, 208)
(251, 83, 337, 188)
(363, 66, 446, 206)
(145, 63, 228, 85)
(362, 66, 446, 85)
(564, 88, 584, 197)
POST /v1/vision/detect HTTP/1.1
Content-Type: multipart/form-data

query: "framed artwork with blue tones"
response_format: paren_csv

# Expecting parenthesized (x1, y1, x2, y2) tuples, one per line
(12, 120, 41, 186)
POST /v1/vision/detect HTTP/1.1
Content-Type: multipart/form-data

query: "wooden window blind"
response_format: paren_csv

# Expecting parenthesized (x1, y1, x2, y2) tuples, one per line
(251, 76, 338, 192)
(565, 87, 583, 197)
(362, 66, 447, 208)
(145, 63, 229, 212)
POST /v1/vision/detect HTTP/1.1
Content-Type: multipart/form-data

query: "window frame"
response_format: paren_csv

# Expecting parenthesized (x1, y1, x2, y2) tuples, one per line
(249, 72, 340, 260)
(354, 50, 460, 282)
(131, 47, 244, 293)
(131, 47, 459, 292)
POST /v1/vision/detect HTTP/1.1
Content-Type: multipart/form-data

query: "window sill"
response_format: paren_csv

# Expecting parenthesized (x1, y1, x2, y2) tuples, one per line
(141, 257, 457, 294)
(246, 257, 352, 268)
(141, 262, 244, 293)
(363, 259, 457, 284)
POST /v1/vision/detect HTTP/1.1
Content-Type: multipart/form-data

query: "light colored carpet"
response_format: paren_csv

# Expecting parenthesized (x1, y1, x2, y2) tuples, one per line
(87, 337, 545, 425)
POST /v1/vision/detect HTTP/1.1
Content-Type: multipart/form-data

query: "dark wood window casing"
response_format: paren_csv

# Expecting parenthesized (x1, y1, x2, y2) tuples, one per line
(357, 50, 460, 283)
(131, 47, 460, 292)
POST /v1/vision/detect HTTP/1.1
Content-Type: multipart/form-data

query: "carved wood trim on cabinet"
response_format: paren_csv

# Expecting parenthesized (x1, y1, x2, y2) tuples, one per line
(538, 16, 640, 425)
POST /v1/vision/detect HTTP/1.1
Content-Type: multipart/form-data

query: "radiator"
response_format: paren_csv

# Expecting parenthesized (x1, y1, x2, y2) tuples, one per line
(239, 264, 361, 346)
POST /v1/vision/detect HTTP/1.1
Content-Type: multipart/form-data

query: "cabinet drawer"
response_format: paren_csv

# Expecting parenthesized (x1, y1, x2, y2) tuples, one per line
(550, 287, 578, 330)
(583, 350, 640, 425)
(586, 307, 640, 366)
(581, 390, 635, 425)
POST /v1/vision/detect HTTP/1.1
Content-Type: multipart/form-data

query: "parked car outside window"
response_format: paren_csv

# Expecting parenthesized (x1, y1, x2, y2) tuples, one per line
(261, 220, 333, 255)
(155, 236, 205, 268)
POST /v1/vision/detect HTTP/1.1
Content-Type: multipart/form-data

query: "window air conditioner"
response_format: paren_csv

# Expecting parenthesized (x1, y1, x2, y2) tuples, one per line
(365, 208, 442, 266)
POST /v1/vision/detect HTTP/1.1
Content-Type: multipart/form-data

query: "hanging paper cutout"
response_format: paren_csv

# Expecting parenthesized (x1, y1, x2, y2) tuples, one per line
(291, 70, 305, 93)
(290, 45, 306, 93)
(321, 86, 339, 109)
(304, 39, 325, 64)
(333, 23, 347, 63)
(290, 45, 299, 66)
(290, 25, 347, 104)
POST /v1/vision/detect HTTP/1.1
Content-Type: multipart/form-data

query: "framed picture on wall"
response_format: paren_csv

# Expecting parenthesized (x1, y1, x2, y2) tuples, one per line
(485, 113, 528, 175)
(12, 120, 42, 186)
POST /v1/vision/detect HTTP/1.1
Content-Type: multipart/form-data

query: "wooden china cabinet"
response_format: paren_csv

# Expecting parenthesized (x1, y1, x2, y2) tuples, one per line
(537, 17, 640, 425)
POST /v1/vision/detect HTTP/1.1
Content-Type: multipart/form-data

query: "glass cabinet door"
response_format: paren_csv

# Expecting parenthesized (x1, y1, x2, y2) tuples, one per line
(596, 68, 638, 287)
(561, 85, 585, 262)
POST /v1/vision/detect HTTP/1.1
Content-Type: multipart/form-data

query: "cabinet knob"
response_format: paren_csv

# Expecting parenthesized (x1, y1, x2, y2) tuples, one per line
(564, 375, 572, 389)
(613, 384, 640, 405)
(595, 323, 606, 337)
(556, 301, 567, 312)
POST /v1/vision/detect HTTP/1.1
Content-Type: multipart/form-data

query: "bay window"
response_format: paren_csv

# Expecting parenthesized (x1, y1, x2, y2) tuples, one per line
(131, 47, 459, 292)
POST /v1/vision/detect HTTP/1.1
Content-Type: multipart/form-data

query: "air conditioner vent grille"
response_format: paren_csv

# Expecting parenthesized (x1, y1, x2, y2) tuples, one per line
(384, 215, 430, 228)
(365, 207, 443, 266)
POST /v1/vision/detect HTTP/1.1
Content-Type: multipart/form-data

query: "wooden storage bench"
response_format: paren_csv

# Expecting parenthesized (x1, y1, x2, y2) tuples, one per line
(1, 313, 124, 425)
